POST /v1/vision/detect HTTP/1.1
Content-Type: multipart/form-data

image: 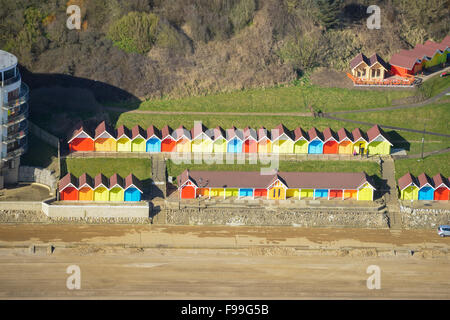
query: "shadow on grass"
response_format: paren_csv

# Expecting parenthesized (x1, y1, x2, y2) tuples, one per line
(387, 130, 410, 151)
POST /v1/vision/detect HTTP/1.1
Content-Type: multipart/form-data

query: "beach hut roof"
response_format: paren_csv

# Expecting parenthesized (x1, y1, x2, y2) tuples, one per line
(131, 125, 146, 139)
(94, 121, 116, 139)
(307, 127, 323, 142)
(178, 170, 374, 190)
(293, 127, 308, 142)
(146, 125, 161, 140)
(322, 128, 338, 142)
(398, 173, 418, 190)
(337, 128, 352, 142)
(351, 128, 368, 142)
(243, 127, 258, 141)
(271, 124, 293, 141)
(94, 173, 109, 189)
(389, 52, 421, 70)
(368, 53, 388, 70)
(116, 125, 131, 139)
(257, 127, 270, 142)
(109, 173, 124, 189)
(67, 122, 94, 143)
(210, 126, 225, 141)
(161, 125, 174, 139)
(366, 125, 393, 145)
(350, 53, 369, 70)
(172, 125, 191, 141)
(417, 173, 434, 189)
(59, 173, 78, 192)
(124, 174, 143, 193)
(226, 126, 244, 141)
(78, 173, 94, 189)
(191, 122, 209, 140)
(432, 173, 450, 189)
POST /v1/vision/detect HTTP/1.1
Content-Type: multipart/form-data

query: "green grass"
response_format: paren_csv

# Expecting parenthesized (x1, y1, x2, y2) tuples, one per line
(420, 73, 450, 98)
(167, 160, 380, 181)
(341, 103, 450, 135)
(62, 158, 152, 181)
(108, 84, 415, 114)
(395, 153, 450, 180)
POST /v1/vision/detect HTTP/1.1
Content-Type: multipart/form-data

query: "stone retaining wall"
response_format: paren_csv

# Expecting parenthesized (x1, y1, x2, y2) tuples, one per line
(164, 208, 389, 228)
(19, 166, 57, 192)
(400, 206, 450, 229)
(42, 201, 151, 218)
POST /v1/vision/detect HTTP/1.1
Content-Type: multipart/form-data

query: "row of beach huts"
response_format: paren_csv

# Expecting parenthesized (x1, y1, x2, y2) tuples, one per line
(68, 122, 393, 155)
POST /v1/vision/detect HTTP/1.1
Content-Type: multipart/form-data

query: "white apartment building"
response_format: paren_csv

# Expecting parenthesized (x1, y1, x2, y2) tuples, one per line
(0, 50, 28, 187)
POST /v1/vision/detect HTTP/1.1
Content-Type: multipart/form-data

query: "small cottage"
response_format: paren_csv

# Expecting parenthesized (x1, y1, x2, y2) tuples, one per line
(116, 125, 132, 152)
(59, 173, 78, 201)
(350, 53, 388, 81)
(68, 123, 95, 152)
(146, 125, 162, 153)
(94, 121, 116, 152)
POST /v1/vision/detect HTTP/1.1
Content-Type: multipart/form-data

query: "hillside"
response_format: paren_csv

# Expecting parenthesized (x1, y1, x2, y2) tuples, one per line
(1, 0, 449, 102)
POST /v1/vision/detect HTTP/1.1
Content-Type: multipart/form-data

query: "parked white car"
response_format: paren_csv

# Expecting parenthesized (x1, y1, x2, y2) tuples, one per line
(437, 225, 450, 237)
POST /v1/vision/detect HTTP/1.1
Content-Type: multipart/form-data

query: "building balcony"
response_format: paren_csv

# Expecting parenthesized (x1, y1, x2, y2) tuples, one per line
(2, 104, 28, 127)
(3, 122, 28, 144)
(2, 83, 29, 110)
(0, 72, 20, 87)
(2, 139, 27, 162)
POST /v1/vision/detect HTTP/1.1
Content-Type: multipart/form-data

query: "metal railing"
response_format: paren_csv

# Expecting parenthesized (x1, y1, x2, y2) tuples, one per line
(0, 72, 20, 87)
(2, 143, 28, 161)
(2, 105, 28, 126)
(2, 83, 29, 109)
(3, 123, 29, 144)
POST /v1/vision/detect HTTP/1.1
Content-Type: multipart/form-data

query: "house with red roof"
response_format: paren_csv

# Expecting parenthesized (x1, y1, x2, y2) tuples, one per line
(349, 53, 389, 81)
(68, 122, 95, 152)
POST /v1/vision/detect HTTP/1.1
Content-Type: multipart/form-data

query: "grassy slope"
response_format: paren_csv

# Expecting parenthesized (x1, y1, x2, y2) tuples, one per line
(167, 160, 380, 180)
(112, 84, 415, 113)
(62, 158, 152, 181)
(395, 153, 450, 180)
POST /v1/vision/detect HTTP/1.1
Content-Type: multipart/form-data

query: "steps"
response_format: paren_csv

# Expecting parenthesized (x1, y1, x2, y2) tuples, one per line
(151, 155, 167, 199)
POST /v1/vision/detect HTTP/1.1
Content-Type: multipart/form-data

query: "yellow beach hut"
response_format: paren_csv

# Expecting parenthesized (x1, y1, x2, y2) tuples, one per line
(93, 173, 110, 201)
(271, 124, 294, 154)
(116, 125, 131, 152)
(131, 125, 147, 152)
(398, 173, 419, 200)
(94, 121, 117, 152)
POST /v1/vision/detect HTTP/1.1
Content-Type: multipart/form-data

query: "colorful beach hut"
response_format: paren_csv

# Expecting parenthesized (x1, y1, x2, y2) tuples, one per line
(398, 173, 419, 200)
(417, 173, 435, 201)
(68, 123, 95, 152)
(242, 127, 258, 153)
(257, 127, 272, 153)
(307, 127, 324, 154)
(337, 128, 353, 154)
(322, 128, 338, 154)
(433, 174, 449, 201)
(212, 127, 227, 153)
(226, 127, 244, 153)
(367, 125, 393, 155)
(191, 123, 213, 153)
(161, 125, 176, 152)
(109, 174, 125, 202)
(124, 174, 143, 201)
(173, 126, 192, 153)
(271, 124, 294, 154)
(131, 125, 147, 152)
(116, 125, 132, 152)
(94, 121, 117, 152)
(178, 170, 375, 202)
(78, 173, 94, 201)
(351, 128, 368, 155)
(59, 173, 78, 201)
(146, 125, 161, 152)
(293, 127, 308, 154)
(94, 173, 110, 201)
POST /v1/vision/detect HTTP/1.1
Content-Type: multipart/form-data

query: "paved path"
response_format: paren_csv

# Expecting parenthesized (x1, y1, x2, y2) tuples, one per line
(380, 158, 402, 230)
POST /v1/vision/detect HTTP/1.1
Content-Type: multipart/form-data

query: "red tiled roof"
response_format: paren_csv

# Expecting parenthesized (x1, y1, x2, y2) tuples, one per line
(398, 173, 417, 190)
(94, 121, 116, 139)
(94, 173, 109, 189)
(243, 127, 257, 141)
(178, 170, 373, 190)
(124, 174, 143, 193)
(351, 128, 367, 142)
(131, 125, 146, 139)
(191, 122, 208, 140)
(293, 127, 308, 141)
(226, 126, 244, 141)
(68, 122, 94, 142)
(337, 128, 352, 142)
(211, 126, 225, 140)
(78, 173, 94, 189)
(366, 125, 392, 145)
(432, 173, 450, 189)
(147, 125, 161, 139)
(389, 53, 421, 70)
(271, 124, 292, 141)
(322, 127, 337, 142)
(368, 53, 388, 70)
(417, 173, 434, 189)
(257, 127, 270, 141)
(109, 173, 124, 189)
(161, 125, 174, 140)
(307, 127, 323, 142)
(116, 125, 131, 139)
(173, 125, 191, 141)
(59, 173, 78, 192)
(350, 53, 369, 70)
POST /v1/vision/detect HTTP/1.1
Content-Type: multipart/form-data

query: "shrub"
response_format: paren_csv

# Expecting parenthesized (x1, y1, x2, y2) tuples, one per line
(229, 0, 256, 32)
(107, 11, 159, 54)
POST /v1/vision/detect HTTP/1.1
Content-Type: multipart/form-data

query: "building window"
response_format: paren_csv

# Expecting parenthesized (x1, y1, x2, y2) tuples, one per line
(377, 69, 381, 77)
(3, 68, 15, 81)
